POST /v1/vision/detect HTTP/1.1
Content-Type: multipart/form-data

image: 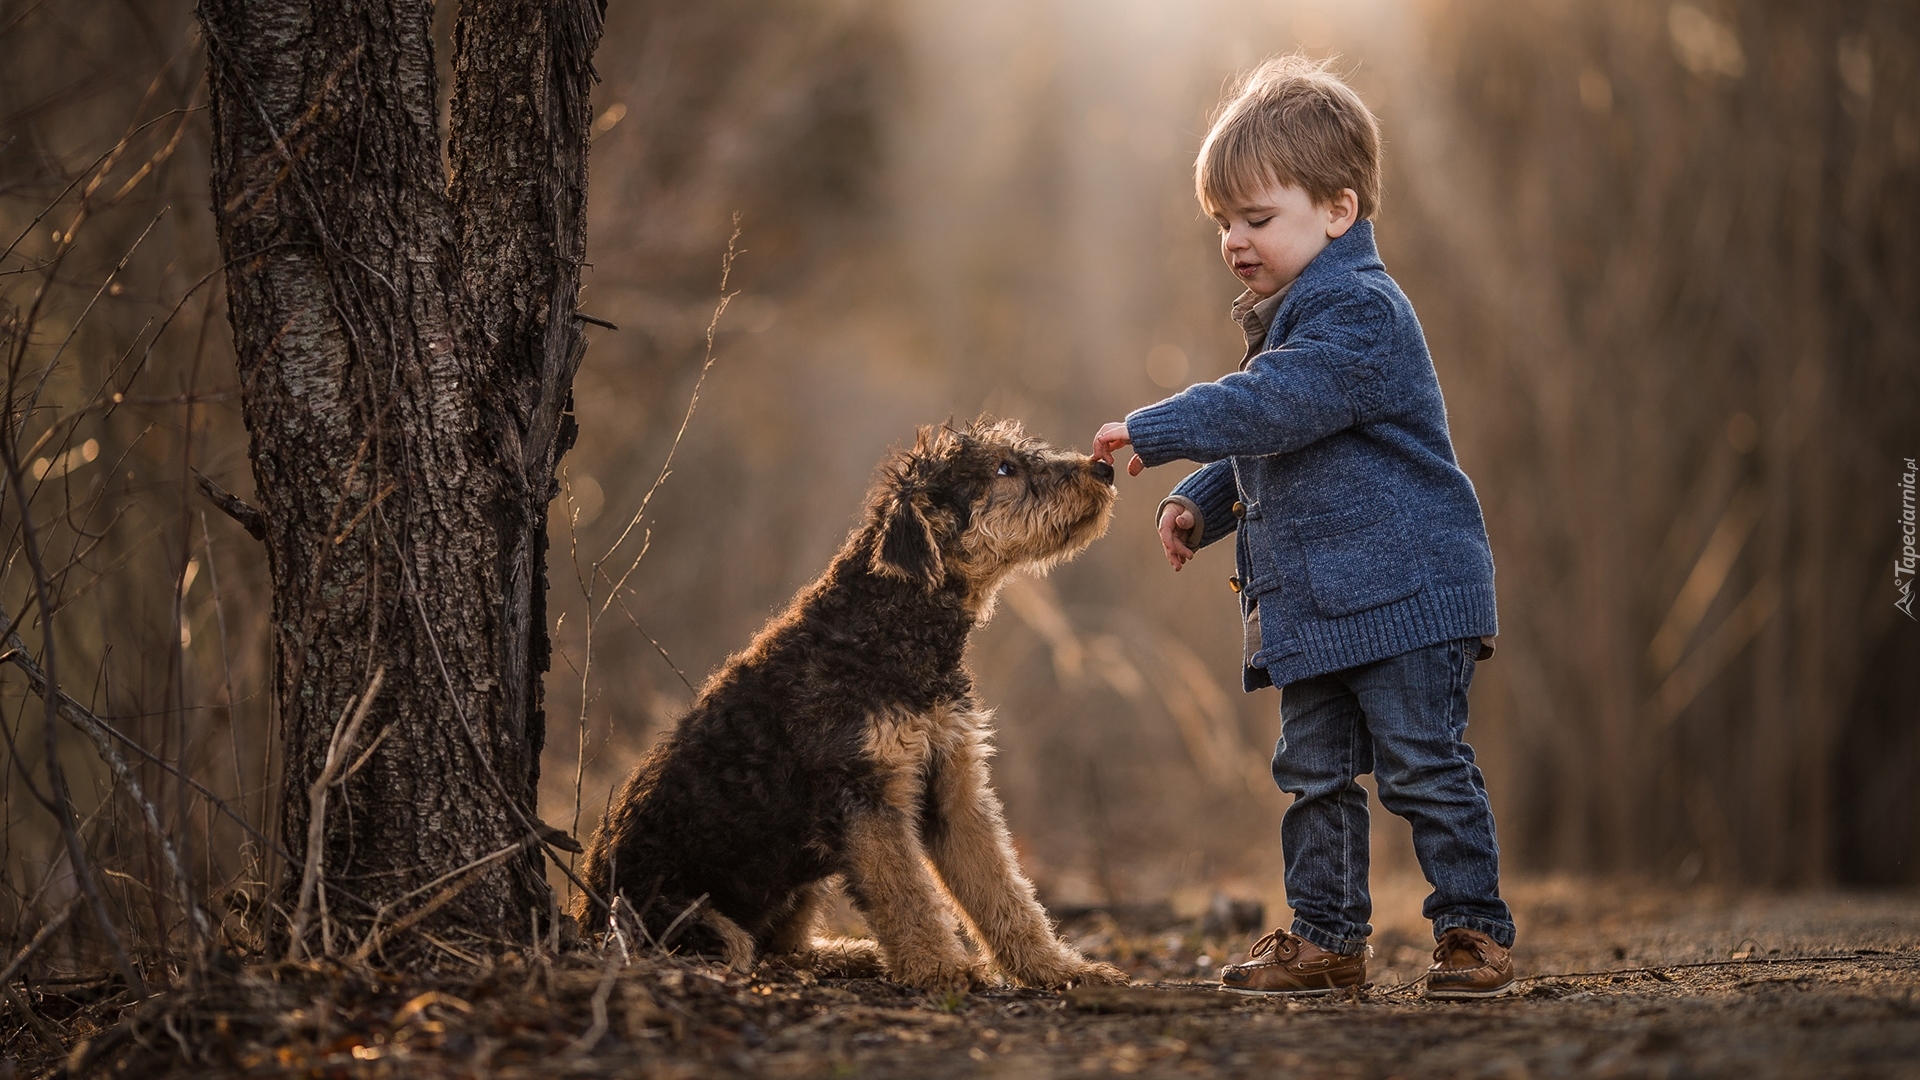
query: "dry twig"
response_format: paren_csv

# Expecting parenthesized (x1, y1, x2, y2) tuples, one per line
(0, 897, 80, 986)
(286, 666, 385, 960)
(0, 439, 146, 997)
(351, 840, 524, 964)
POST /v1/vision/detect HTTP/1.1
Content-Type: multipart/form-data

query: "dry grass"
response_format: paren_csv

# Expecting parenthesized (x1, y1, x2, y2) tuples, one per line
(7, 878, 1918, 1078)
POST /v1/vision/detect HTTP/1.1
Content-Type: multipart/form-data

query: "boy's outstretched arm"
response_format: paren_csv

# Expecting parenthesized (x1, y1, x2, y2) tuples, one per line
(1092, 428, 1238, 571)
(1127, 287, 1395, 467)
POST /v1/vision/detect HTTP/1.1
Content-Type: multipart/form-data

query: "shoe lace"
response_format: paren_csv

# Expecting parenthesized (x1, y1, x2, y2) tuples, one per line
(1433, 927, 1485, 965)
(1245, 928, 1296, 963)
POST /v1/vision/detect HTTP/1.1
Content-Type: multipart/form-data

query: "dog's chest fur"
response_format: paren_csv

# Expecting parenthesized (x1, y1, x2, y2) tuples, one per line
(864, 702, 988, 816)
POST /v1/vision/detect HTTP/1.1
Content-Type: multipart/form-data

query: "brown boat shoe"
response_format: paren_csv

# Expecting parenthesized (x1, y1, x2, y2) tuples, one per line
(1425, 926, 1516, 999)
(1219, 928, 1368, 996)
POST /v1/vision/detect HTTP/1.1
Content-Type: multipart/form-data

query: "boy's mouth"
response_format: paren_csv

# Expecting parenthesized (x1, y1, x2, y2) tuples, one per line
(1233, 261, 1261, 278)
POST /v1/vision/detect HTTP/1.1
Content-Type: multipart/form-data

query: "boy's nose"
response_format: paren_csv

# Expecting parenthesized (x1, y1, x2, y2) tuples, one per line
(1089, 458, 1115, 485)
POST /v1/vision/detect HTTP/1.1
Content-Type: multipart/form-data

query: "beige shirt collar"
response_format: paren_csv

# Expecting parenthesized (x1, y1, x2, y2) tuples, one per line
(1231, 283, 1292, 368)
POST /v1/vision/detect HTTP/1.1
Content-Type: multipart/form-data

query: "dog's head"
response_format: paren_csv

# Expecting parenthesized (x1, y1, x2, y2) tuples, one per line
(865, 418, 1116, 604)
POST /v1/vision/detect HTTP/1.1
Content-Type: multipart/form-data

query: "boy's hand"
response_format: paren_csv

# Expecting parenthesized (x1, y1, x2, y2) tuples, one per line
(1158, 502, 1196, 571)
(1092, 422, 1145, 477)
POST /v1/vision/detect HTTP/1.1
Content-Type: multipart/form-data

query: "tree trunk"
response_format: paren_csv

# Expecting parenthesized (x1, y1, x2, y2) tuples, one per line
(199, 0, 603, 959)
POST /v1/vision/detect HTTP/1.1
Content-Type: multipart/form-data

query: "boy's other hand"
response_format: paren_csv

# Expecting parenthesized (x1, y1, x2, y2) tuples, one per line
(1158, 503, 1196, 570)
(1092, 422, 1145, 476)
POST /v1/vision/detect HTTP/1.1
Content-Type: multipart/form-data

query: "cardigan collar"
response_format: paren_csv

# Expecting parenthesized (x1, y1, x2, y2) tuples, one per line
(1300, 217, 1384, 286)
(1267, 219, 1384, 342)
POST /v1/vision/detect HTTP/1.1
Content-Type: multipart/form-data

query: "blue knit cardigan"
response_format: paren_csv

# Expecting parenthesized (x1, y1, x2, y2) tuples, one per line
(1126, 220, 1497, 690)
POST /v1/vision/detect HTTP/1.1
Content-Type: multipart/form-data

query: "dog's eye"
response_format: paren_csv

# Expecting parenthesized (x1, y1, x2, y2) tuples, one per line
(995, 460, 1016, 477)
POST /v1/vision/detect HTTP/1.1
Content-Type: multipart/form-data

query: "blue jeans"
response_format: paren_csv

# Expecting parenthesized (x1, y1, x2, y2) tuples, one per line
(1270, 637, 1514, 955)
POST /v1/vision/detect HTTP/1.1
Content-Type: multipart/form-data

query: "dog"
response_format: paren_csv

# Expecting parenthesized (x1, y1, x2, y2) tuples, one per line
(575, 419, 1127, 991)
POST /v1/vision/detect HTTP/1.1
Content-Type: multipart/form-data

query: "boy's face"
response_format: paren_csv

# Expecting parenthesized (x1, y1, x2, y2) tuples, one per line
(1211, 180, 1358, 298)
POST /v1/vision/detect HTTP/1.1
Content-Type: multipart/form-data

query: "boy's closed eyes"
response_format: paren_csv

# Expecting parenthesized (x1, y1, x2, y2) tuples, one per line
(1211, 181, 1359, 300)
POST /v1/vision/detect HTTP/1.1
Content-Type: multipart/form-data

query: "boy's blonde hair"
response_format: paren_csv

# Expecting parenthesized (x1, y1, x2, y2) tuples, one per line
(1197, 55, 1382, 221)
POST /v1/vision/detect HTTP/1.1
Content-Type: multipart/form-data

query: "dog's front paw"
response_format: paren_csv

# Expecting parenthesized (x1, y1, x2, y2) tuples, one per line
(1010, 950, 1130, 989)
(1065, 960, 1129, 987)
(798, 936, 886, 978)
(891, 955, 989, 993)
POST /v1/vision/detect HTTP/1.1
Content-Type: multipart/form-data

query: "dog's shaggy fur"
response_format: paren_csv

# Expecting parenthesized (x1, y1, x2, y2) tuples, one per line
(575, 420, 1126, 990)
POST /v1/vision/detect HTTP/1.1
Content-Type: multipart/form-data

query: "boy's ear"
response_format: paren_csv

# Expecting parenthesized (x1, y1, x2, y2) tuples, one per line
(872, 492, 944, 590)
(1325, 188, 1360, 239)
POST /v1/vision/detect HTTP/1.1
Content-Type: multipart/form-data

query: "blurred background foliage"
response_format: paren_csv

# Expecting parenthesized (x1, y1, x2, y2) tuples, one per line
(3, 0, 1916, 962)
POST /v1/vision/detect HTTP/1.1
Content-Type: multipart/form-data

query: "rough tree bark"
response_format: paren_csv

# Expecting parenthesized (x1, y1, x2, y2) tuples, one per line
(199, 0, 604, 957)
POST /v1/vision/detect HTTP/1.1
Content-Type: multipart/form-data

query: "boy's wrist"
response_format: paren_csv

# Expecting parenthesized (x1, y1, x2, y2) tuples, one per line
(1124, 399, 1190, 467)
(1157, 495, 1205, 547)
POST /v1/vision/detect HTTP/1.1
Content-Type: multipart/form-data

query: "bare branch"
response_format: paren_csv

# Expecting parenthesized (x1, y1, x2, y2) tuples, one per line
(0, 897, 79, 986)
(192, 468, 265, 540)
(0, 436, 146, 997)
(0, 630, 299, 871)
(595, 214, 742, 578)
(0, 610, 214, 942)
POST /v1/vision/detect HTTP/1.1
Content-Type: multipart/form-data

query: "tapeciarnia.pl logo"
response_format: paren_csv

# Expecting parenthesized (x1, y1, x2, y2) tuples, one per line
(1899, 457, 1917, 620)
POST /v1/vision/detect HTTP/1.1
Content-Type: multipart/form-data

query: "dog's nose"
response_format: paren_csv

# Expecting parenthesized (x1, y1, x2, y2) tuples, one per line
(1089, 458, 1115, 485)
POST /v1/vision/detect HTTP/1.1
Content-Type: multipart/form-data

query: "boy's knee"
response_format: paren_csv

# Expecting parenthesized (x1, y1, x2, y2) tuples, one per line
(1272, 758, 1365, 800)
(1374, 757, 1482, 808)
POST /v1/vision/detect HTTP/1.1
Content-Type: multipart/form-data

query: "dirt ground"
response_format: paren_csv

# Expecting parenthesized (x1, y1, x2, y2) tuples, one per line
(14, 876, 1920, 1079)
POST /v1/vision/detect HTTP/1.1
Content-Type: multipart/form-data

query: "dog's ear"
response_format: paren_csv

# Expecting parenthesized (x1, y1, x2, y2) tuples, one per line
(871, 492, 944, 589)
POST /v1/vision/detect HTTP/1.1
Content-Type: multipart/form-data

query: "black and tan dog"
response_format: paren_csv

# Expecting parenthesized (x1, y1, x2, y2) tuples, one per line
(576, 419, 1126, 991)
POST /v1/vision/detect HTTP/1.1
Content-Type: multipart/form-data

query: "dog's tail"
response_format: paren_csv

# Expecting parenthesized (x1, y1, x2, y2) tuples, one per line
(651, 894, 755, 971)
(587, 888, 757, 971)
(699, 908, 756, 971)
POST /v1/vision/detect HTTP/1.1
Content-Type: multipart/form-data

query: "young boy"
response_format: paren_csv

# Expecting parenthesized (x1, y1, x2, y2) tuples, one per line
(1091, 55, 1515, 998)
